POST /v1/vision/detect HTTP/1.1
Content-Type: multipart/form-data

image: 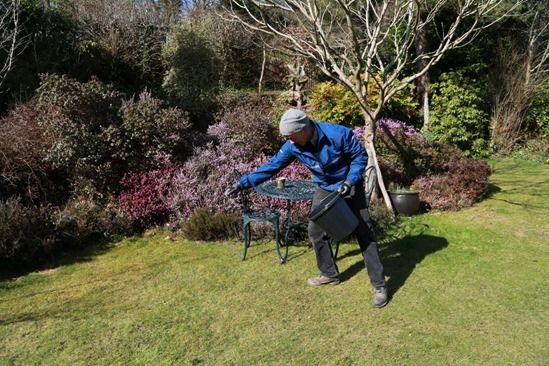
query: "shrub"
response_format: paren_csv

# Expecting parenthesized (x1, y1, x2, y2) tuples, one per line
(308, 82, 363, 125)
(308, 80, 418, 126)
(37, 74, 192, 193)
(119, 91, 191, 166)
(412, 158, 491, 210)
(162, 15, 222, 128)
(118, 167, 177, 228)
(53, 197, 133, 246)
(526, 88, 549, 138)
(212, 93, 281, 159)
(36, 74, 126, 191)
(0, 99, 66, 203)
(425, 70, 490, 157)
(355, 118, 491, 211)
(182, 208, 240, 241)
(0, 198, 56, 263)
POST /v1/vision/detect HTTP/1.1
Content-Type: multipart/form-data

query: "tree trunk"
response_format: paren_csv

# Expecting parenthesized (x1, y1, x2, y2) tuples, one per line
(258, 47, 266, 94)
(363, 114, 395, 217)
(415, 15, 430, 128)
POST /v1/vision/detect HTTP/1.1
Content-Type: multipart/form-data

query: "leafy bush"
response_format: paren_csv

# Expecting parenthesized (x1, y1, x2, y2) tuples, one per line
(119, 91, 191, 166)
(425, 70, 490, 157)
(412, 158, 491, 210)
(526, 88, 549, 138)
(308, 82, 363, 125)
(36, 74, 192, 193)
(162, 16, 222, 128)
(308, 80, 418, 126)
(0, 198, 56, 263)
(36, 74, 126, 191)
(182, 208, 240, 241)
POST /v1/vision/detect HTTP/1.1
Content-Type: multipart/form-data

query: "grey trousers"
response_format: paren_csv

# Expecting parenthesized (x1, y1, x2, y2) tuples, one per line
(307, 185, 386, 288)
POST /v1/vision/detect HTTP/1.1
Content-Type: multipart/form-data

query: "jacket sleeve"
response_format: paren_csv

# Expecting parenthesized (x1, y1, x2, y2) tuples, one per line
(238, 142, 295, 189)
(343, 128, 368, 185)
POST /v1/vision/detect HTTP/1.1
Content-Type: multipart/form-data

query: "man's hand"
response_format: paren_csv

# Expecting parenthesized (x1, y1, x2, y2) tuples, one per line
(338, 181, 352, 197)
(224, 183, 242, 198)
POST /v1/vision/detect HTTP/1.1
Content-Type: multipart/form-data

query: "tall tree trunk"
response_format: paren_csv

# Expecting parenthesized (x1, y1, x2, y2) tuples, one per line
(258, 46, 266, 94)
(415, 16, 430, 128)
(363, 114, 395, 217)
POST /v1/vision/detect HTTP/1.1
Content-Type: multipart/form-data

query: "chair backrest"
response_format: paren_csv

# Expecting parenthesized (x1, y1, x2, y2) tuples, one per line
(239, 189, 252, 214)
(364, 166, 377, 207)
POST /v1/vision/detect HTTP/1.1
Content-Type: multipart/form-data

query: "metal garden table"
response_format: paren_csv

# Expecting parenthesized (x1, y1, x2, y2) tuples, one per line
(255, 179, 317, 261)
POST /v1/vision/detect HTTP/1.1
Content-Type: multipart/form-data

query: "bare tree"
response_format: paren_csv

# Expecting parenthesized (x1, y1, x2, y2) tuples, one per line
(490, 6, 548, 152)
(222, 0, 521, 212)
(0, 0, 27, 92)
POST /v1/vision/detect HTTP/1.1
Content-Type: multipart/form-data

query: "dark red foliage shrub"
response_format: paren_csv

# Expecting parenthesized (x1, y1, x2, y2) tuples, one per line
(412, 158, 491, 210)
(118, 167, 177, 227)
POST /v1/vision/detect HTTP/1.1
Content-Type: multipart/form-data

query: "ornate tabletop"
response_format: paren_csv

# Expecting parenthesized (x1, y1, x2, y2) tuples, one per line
(255, 179, 317, 201)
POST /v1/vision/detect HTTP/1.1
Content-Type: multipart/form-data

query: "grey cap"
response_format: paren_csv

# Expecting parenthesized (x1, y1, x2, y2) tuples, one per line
(279, 109, 310, 136)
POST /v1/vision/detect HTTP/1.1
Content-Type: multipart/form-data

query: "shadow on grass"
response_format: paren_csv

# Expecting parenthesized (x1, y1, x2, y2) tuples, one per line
(382, 234, 448, 298)
(338, 225, 448, 298)
(0, 235, 122, 282)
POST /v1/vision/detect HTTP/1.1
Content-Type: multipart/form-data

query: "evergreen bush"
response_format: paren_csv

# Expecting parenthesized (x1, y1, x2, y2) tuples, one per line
(425, 70, 490, 157)
(162, 17, 222, 128)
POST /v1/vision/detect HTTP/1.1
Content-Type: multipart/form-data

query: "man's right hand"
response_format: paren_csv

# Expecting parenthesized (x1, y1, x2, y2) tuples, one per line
(224, 183, 242, 198)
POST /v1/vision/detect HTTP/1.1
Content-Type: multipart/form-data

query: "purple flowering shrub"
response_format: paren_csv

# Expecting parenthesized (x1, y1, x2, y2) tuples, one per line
(164, 141, 269, 224)
(355, 118, 491, 211)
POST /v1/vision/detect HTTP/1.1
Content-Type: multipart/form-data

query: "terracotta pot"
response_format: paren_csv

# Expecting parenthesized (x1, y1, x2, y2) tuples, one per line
(389, 191, 420, 216)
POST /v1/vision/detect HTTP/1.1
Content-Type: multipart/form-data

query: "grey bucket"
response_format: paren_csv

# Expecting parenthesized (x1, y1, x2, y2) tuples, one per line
(309, 191, 359, 241)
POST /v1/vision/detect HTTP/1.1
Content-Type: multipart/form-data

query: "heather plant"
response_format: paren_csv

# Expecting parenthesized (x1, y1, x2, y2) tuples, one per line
(182, 208, 240, 241)
(118, 167, 177, 228)
(212, 93, 281, 159)
(355, 118, 491, 211)
(412, 158, 491, 210)
(54, 192, 133, 246)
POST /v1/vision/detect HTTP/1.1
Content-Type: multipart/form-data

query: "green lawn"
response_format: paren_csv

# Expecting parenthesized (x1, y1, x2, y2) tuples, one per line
(1, 158, 548, 365)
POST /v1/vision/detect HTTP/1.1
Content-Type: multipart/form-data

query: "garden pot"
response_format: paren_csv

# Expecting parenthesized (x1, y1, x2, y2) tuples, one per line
(389, 191, 420, 216)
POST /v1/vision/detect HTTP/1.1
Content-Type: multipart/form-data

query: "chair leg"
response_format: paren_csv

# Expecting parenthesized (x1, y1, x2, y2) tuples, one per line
(242, 222, 251, 261)
(273, 218, 287, 264)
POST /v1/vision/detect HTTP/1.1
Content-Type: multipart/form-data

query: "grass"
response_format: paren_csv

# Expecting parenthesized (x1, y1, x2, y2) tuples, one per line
(1, 158, 548, 365)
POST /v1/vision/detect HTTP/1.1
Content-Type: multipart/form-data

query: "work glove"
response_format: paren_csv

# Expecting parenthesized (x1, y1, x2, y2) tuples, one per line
(224, 182, 242, 198)
(338, 181, 352, 197)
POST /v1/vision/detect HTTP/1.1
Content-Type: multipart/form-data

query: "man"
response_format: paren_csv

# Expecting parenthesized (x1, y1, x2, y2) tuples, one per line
(225, 109, 388, 308)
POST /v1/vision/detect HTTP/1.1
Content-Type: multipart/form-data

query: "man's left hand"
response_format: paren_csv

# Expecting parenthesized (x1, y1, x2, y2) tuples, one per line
(338, 181, 352, 197)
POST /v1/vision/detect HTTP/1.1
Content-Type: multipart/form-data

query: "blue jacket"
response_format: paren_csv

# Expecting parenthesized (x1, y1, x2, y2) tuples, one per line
(239, 121, 368, 191)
